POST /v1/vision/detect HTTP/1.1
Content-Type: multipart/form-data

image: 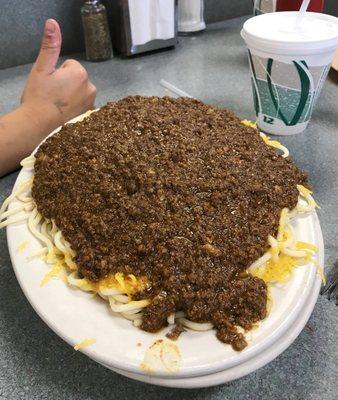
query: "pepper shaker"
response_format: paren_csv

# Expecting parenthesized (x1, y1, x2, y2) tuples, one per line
(81, 0, 112, 61)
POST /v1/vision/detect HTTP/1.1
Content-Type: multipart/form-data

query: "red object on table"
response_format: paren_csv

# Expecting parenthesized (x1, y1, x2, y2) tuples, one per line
(276, 0, 324, 12)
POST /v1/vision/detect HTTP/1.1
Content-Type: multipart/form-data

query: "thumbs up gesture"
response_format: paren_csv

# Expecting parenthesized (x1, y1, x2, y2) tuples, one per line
(21, 19, 96, 130)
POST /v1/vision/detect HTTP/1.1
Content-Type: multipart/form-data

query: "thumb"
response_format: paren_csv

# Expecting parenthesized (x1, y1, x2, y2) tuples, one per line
(34, 19, 62, 74)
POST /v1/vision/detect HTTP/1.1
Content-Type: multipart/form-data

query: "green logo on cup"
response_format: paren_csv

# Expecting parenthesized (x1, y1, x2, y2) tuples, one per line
(263, 115, 274, 124)
(247, 50, 330, 134)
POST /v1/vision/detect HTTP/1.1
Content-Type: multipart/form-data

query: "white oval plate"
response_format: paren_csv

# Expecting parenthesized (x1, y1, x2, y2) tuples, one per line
(5, 113, 324, 379)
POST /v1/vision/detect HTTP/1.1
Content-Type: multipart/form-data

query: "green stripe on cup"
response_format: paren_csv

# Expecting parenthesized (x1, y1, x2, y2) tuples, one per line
(266, 58, 288, 125)
(266, 58, 311, 126)
(291, 61, 310, 125)
(248, 50, 260, 115)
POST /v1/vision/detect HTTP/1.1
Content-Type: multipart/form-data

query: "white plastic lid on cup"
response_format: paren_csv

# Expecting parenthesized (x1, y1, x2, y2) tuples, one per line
(241, 12, 338, 56)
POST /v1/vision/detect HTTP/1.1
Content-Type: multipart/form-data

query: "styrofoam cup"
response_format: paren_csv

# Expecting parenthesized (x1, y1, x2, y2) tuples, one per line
(241, 12, 338, 135)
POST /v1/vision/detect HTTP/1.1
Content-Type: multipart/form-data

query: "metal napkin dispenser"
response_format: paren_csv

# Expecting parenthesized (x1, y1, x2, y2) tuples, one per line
(103, 0, 178, 56)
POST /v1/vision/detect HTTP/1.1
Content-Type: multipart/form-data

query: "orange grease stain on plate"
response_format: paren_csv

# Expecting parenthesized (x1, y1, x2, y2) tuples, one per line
(140, 339, 181, 374)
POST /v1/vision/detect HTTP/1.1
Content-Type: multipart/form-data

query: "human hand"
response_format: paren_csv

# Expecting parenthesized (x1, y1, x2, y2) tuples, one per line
(21, 19, 96, 132)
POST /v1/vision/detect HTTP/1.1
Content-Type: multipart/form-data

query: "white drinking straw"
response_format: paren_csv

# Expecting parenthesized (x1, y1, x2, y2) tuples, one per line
(160, 79, 193, 98)
(295, 0, 311, 28)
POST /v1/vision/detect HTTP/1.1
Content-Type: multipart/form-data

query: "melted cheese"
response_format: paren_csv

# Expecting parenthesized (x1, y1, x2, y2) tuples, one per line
(40, 263, 65, 287)
(253, 252, 300, 283)
(74, 338, 96, 351)
(69, 272, 148, 295)
(241, 119, 257, 129)
(241, 119, 289, 157)
(251, 206, 324, 285)
(297, 184, 320, 209)
(17, 240, 29, 253)
(39, 243, 148, 296)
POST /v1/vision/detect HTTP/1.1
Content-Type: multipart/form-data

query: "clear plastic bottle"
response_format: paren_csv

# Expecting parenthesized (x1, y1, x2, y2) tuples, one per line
(81, 0, 112, 61)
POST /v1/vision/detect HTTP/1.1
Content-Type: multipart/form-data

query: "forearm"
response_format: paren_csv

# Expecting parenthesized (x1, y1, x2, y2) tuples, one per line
(0, 104, 59, 177)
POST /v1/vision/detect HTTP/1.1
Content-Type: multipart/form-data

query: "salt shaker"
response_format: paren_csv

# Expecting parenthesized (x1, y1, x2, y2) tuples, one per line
(81, 0, 112, 61)
(178, 0, 206, 34)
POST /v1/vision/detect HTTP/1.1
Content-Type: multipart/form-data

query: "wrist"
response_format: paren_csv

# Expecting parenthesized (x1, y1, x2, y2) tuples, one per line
(19, 101, 62, 138)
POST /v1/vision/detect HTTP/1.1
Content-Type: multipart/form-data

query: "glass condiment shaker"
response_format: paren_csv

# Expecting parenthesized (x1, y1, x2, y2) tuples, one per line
(178, 0, 206, 34)
(81, 0, 112, 61)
